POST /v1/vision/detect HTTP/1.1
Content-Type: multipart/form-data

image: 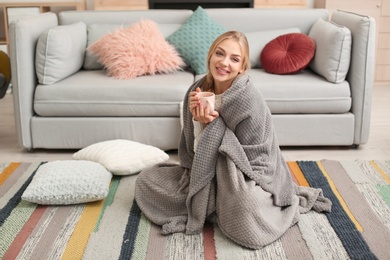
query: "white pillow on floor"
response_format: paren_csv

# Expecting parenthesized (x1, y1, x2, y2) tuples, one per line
(73, 139, 169, 176)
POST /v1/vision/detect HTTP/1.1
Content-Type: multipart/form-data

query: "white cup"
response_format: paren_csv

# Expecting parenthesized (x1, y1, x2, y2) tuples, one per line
(197, 92, 215, 114)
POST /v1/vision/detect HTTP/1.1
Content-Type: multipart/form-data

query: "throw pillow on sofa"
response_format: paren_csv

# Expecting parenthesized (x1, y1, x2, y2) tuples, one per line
(22, 160, 112, 205)
(167, 6, 226, 75)
(245, 28, 300, 69)
(260, 33, 315, 75)
(84, 23, 183, 70)
(88, 19, 185, 79)
(35, 22, 87, 85)
(73, 139, 170, 176)
(309, 18, 352, 83)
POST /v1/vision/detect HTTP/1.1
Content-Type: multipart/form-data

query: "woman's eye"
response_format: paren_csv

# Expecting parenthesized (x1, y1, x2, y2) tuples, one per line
(216, 51, 223, 56)
(232, 58, 240, 63)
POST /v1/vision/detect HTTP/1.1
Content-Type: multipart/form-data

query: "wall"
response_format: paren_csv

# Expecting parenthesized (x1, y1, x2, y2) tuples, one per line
(2, 0, 315, 13)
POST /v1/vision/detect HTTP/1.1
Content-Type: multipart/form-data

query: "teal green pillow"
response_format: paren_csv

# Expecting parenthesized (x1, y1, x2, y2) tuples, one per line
(167, 6, 226, 75)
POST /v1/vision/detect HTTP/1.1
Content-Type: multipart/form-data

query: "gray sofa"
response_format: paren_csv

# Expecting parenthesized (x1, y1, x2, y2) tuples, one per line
(9, 8, 376, 151)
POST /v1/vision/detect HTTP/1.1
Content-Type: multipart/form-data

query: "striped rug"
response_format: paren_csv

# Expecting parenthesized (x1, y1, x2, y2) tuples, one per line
(1, 160, 390, 260)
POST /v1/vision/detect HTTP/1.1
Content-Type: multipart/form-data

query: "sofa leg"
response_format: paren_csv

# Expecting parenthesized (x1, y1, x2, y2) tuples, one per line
(351, 144, 360, 149)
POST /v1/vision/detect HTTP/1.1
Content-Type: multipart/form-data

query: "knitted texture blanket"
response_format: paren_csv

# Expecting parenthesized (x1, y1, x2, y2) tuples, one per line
(135, 74, 331, 249)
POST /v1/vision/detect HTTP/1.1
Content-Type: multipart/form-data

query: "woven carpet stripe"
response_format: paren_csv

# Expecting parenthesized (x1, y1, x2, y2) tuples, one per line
(364, 184, 390, 229)
(301, 211, 350, 259)
(370, 160, 390, 184)
(2, 205, 47, 259)
(358, 160, 387, 185)
(317, 161, 363, 231)
(323, 160, 390, 260)
(203, 222, 216, 260)
(289, 161, 350, 258)
(0, 163, 41, 210)
(344, 160, 390, 229)
(0, 163, 28, 197)
(297, 161, 377, 260)
(213, 224, 245, 259)
(288, 161, 327, 259)
(116, 176, 144, 259)
(0, 163, 21, 186)
(16, 207, 58, 259)
(374, 160, 390, 179)
(0, 163, 41, 226)
(145, 222, 166, 260)
(377, 185, 390, 207)
(287, 161, 310, 187)
(296, 214, 326, 259)
(119, 200, 142, 260)
(343, 169, 390, 231)
(340, 160, 371, 184)
(374, 160, 390, 206)
(166, 231, 203, 259)
(47, 205, 85, 260)
(27, 206, 74, 259)
(0, 200, 36, 258)
(280, 223, 313, 260)
(0, 162, 10, 172)
(131, 214, 151, 259)
(82, 176, 135, 260)
(286, 163, 299, 185)
(94, 176, 121, 232)
(61, 199, 105, 260)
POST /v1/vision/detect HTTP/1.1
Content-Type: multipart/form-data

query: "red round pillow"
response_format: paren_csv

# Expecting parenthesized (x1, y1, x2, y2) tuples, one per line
(260, 33, 315, 74)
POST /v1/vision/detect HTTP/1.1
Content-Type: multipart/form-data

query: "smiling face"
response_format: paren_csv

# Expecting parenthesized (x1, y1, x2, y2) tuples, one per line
(209, 38, 244, 92)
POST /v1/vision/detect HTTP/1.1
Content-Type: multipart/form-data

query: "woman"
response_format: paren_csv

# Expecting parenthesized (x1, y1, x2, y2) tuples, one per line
(135, 31, 331, 249)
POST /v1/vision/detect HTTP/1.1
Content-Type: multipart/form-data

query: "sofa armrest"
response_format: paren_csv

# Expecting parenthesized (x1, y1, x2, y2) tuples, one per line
(9, 12, 58, 150)
(331, 10, 376, 145)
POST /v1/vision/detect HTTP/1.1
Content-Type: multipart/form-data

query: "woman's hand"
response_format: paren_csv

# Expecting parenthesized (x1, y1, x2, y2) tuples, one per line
(189, 87, 219, 125)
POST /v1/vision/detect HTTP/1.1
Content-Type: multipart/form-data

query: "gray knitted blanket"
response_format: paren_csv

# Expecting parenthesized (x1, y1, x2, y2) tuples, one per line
(135, 74, 331, 249)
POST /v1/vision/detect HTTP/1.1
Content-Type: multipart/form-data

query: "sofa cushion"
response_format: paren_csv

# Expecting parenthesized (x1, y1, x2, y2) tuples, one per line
(22, 160, 112, 205)
(249, 69, 351, 114)
(84, 23, 183, 70)
(35, 22, 87, 85)
(245, 28, 300, 68)
(309, 18, 352, 83)
(167, 6, 226, 74)
(34, 70, 194, 117)
(73, 139, 169, 176)
(88, 19, 184, 79)
(34, 69, 351, 117)
(260, 33, 315, 74)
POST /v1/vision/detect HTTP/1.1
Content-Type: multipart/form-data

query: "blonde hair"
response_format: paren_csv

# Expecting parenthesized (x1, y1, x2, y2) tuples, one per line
(203, 31, 250, 91)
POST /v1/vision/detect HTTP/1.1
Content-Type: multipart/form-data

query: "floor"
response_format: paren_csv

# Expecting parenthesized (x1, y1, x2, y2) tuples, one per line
(1, 83, 389, 162)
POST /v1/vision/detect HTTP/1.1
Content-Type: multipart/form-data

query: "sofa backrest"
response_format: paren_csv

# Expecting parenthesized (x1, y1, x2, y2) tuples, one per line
(58, 10, 193, 26)
(59, 9, 328, 35)
(206, 8, 328, 35)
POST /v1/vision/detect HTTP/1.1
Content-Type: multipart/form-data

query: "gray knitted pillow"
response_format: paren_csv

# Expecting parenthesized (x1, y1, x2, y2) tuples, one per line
(22, 160, 112, 205)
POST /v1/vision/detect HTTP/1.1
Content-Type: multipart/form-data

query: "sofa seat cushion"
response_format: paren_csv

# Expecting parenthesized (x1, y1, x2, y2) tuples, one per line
(34, 70, 194, 117)
(249, 69, 351, 114)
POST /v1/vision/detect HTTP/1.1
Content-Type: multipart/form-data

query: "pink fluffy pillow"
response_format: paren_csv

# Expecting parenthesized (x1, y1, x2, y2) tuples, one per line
(88, 20, 185, 79)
